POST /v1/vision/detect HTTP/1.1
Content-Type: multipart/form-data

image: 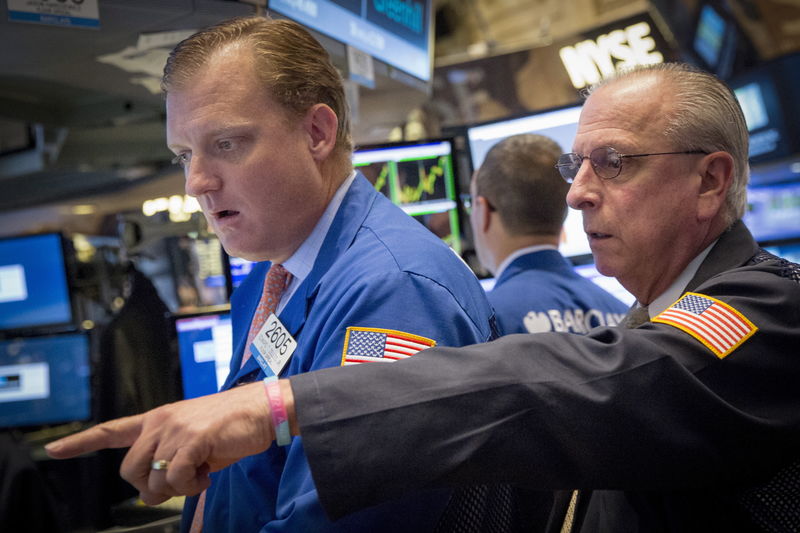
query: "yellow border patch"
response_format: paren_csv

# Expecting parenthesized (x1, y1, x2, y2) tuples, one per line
(652, 292, 757, 359)
(341, 326, 436, 366)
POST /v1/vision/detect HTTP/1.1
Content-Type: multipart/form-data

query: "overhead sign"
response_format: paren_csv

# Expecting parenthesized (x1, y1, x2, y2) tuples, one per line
(269, 0, 432, 82)
(559, 20, 665, 90)
(8, 0, 100, 29)
(348, 45, 376, 89)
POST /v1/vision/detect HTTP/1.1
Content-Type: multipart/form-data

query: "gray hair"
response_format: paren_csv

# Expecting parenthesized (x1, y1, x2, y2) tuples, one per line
(587, 63, 749, 226)
(474, 133, 568, 236)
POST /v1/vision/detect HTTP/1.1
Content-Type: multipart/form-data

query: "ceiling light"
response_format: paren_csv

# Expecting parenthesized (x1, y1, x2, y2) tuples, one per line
(71, 204, 96, 215)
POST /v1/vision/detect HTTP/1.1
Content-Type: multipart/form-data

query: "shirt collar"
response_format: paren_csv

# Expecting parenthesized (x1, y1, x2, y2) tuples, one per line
(648, 239, 718, 317)
(277, 170, 356, 312)
(494, 244, 559, 280)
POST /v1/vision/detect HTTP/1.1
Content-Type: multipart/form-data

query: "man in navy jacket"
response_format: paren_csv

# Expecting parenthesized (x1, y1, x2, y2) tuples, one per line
(469, 133, 628, 335)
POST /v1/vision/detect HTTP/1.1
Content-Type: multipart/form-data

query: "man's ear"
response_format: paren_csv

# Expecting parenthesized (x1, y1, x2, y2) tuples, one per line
(474, 196, 493, 233)
(697, 151, 734, 221)
(302, 103, 338, 162)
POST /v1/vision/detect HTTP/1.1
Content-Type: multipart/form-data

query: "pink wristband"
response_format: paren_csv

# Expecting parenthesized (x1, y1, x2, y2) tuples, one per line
(264, 377, 291, 446)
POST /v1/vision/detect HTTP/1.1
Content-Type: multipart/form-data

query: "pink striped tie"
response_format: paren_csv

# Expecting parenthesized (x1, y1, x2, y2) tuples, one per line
(189, 263, 290, 532)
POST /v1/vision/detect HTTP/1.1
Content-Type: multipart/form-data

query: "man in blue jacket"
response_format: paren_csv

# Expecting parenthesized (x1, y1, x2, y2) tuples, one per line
(469, 133, 628, 335)
(84, 16, 494, 532)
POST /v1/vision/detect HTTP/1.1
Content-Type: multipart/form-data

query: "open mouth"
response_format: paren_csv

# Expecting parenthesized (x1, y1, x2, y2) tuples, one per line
(588, 232, 611, 239)
(215, 209, 239, 219)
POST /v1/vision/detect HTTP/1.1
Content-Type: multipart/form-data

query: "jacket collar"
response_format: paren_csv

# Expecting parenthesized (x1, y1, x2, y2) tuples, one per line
(495, 249, 573, 288)
(684, 220, 759, 293)
(230, 174, 378, 382)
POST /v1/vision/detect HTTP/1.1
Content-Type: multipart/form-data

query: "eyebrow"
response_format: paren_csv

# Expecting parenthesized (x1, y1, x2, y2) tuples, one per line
(167, 124, 253, 151)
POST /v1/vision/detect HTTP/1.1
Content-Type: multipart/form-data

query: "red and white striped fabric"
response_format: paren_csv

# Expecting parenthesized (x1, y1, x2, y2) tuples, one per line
(341, 327, 436, 365)
(652, 292, 757, 359)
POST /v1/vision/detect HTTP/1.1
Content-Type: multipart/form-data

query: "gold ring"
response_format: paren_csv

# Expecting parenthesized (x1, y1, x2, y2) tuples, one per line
(151, 459, 170, 471)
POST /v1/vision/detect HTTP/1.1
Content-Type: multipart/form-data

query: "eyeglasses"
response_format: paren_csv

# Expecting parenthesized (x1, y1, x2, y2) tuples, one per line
(555, 146, 709, 183)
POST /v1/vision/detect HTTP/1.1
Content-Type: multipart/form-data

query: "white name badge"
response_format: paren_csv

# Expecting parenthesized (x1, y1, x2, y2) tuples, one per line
(250, 313, 297, 377)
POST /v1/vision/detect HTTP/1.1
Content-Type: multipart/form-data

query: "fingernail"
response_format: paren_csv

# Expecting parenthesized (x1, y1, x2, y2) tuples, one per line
(44, 442, 61, 454)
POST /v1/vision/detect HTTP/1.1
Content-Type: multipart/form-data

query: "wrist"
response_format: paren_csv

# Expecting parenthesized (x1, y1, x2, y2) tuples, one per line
(279, 379, 298, 437)
(264, 377, 291, 446)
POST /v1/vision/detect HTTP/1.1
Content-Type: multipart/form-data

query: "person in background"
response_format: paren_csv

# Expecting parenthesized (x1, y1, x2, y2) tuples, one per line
(47, 64, 800, 531)
(469, 133, 628, 335)
(56, 15, 496, 533)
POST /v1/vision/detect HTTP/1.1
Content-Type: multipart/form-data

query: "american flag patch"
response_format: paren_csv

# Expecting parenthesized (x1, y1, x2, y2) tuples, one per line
(652, 292, 757, 359)
(341, 327, 435, 366)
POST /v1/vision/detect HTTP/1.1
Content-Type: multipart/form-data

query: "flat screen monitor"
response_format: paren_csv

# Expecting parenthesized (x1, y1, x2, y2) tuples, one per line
(0, 233, 74, 334)
(175, 310, 232, 399)
(743, 180, 800, 242)
(730, 54, 800, 169)
(354, 139, 464, 254)
(763, 242, 800, 264)
(227, 255, 255, 292)
(466, 105, 592, 259)
(694, 4, 727, 69)
(476, 265, 634, 307)
(269, 0, 433, 82)
(733, 75, 788, 166)
(573, 263, 636, 306)
(0, 333, 91, 428)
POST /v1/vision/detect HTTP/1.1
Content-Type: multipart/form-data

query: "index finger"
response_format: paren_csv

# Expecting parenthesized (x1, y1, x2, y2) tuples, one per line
(45, 414, 145, 459)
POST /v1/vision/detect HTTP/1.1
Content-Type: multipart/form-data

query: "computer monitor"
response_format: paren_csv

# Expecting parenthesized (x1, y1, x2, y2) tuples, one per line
(0, 332, 91, 429)
(354, 139, 464, 254)
(729, 53, 800, 169)
(763, 242, 800, 264)
(477, 264, 634, 306)
(0, 233, 74, 334)
(175, 310, 232, 399)
(466, 105, 592, 260)
(692, 3, 738, 78)
(269, 0, 433, 82)
(226, 255, 255, 293)
(743, 180, 800, 243)
(573, 263, 636, 306)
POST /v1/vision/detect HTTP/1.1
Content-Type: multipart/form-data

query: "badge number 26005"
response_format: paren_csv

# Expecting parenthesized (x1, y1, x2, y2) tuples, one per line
(252, 313, 297, 376)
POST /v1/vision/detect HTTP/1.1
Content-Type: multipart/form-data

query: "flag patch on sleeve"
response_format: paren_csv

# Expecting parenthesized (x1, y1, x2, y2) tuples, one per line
(652, 292, 757, 359)
(341, 327, 436, 366)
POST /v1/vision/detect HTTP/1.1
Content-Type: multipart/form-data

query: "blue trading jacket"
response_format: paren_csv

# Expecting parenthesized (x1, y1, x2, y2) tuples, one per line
(182, 174, 494, 532)
(489, 249, 629, 336)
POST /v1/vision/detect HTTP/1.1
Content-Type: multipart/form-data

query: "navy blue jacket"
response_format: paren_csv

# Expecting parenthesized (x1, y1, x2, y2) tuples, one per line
(488, 249, 628, 336)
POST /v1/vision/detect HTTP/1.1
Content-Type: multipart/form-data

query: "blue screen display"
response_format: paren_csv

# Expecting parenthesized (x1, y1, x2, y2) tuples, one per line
(763, 242, 800, 264)
(744, 181, 800, 242)
(0, 233, 73, 332)
(694, 4, 726, 68)
(573, 263, 636, 306)
(229, 256, 255, 291)
(0, 333, 91, 428)
(269, 0, 432, 81)
(176, 312, 232, 399)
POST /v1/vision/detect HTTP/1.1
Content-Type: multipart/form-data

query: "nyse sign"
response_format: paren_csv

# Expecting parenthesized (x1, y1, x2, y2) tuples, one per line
(560, 22, 664, 90)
